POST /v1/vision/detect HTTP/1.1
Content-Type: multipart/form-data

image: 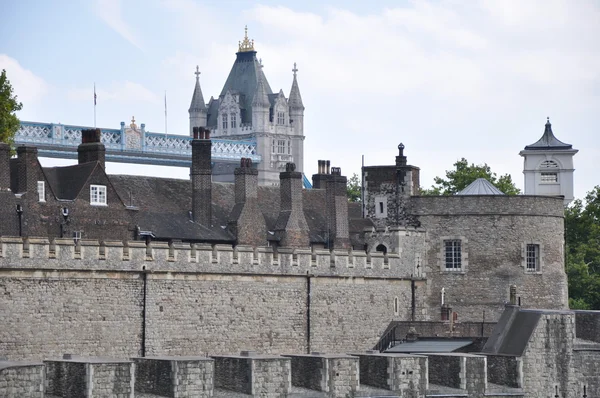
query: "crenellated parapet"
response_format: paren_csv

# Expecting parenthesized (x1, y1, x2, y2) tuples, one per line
(0, 236, 418, 279)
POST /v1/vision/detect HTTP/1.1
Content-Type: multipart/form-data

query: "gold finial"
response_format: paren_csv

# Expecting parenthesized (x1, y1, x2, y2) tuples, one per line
(238, 25, 255, 52)
(130, 116, 137, 129)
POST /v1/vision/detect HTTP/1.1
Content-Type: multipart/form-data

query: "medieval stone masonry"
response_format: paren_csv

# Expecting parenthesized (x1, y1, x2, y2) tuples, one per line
(0, 32, 597, 396)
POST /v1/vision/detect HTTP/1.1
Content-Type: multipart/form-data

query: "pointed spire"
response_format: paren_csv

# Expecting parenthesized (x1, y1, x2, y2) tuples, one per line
(289, 62, 304, 110)
(189, 65, 207, 113)
(252, 73, 270, 108)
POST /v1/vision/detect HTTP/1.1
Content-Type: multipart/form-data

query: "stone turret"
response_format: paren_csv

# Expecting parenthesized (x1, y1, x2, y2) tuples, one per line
(78, 129, 106, 168)
(251, 74, 270, 133)
(191, 127, 212, 226)
(274, 163, 309, 247)
(519, 118, 578, 205)
(228, 158, 267, 246)
(189, 66, 208, 136)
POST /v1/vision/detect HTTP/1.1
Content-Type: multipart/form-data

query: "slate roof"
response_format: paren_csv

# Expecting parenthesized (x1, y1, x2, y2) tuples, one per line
(386, 339, 473, 353)
(43, 162, 99, 200)
(214, 51, 273, 126)
(456, 178, 505, 196)
(109, 175, 350, 245)
(524, 118, 573, 150)
(189, 72, 207, 112)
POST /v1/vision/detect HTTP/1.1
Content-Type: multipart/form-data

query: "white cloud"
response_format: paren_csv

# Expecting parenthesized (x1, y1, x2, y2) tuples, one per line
(68, 81, 159, 104)
(94, 0, 143, 50)
(0, 54, 48, 104)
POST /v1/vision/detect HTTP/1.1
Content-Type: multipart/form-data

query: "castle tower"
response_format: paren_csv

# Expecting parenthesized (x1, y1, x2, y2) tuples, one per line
(198, 27, 305, 186)
(519, 118, 578, 205)
(188, 66, 207, 136)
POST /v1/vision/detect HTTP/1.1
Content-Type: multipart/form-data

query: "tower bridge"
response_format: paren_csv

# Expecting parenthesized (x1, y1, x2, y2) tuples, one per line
(15, 120, 261, 167)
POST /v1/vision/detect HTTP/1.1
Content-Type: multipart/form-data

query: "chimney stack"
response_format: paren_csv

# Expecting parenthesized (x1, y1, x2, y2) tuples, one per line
(191, 127, 212, 226)
(312, 160, 330, 189)
(0, 143, 10, 191)
(326, 167, 351, 249)
(228, 158, 267, 246)
(274, 162, 309, 247)
(78, 129, 106, 168)
(15, 146, 39, 194)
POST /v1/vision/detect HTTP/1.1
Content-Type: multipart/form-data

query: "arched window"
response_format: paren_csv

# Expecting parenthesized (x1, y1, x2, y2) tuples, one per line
(540, 160, 558, 169)
(376, 244, 387, 254)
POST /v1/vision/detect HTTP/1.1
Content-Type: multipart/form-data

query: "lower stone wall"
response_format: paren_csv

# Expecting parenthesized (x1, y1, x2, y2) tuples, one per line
(487, 355, 519, 388)
(0, 269, 415, 360)
(573, 350, 600, 397)
(0, 363, 43, 398)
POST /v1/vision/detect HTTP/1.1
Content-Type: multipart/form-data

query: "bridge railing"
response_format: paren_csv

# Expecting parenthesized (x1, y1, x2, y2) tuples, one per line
(15, 121, 261, 162)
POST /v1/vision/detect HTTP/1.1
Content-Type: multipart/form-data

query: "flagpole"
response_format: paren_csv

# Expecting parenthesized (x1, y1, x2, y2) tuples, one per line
(164, 90, 167, 137)
(94, 83, 96, 127)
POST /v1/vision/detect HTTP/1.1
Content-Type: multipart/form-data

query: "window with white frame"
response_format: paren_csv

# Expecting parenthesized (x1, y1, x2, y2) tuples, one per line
(221, 113, 228, 130)
(277, 140, 286, 154)
(37, 181, 45, 202)
(277, 111, 285, 125)
(444, 240, 462, 270)
(90, 185, 107, 205)
(526, 244, 540, 272)
(541, 172, 558, 183)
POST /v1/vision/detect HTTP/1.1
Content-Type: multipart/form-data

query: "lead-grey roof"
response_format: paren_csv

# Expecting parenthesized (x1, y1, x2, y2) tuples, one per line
(189, 72, 207, 113)
(524, 118, 573, 150)
(386, 339, 473, 353)
(456, 178, 505, 196)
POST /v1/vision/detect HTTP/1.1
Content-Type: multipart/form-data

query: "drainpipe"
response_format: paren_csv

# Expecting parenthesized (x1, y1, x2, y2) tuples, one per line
(141, 266, 147, 357)
(411, 279, 416, 321)
(306, 272, 311, 354)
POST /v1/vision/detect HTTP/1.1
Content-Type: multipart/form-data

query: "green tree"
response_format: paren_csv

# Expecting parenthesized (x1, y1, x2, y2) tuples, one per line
(346, 173, 361, 202)
(420, 158, 520, 195)
(565, 186, 600, 309)
(0, 69, 23, 150)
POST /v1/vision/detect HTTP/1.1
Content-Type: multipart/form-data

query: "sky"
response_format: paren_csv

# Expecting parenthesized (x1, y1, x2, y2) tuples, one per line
(0, 0, 598, 200)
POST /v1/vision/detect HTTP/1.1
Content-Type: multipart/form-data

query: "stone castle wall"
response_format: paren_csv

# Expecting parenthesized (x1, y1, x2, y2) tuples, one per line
(410, 195, 568, 322)
(0, 237, 427, 360)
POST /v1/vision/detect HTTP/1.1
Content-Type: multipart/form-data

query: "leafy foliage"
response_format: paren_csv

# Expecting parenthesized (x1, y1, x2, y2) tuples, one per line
(566, 186, 600, 309)
(346, 173, 361, 202)
(420, 158, 520, 195)
(0, 69, 23, 150)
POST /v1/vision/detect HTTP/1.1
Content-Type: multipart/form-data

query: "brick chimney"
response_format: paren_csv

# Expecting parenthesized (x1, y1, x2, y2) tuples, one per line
(326, 167, 351, 249)
(228, 158, 267, 246)
(15, 146, 39, 194)
(274, 162, 309, 247)
(311, 160, 330, 189)
(0, 143, 10, 192)
(191, 127, 212, 226)
(78, 129, 106, 168)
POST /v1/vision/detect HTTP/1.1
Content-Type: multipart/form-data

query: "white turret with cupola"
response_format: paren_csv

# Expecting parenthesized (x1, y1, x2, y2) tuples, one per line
(519, 118, 578, 205)
(188, 27, 305, 186)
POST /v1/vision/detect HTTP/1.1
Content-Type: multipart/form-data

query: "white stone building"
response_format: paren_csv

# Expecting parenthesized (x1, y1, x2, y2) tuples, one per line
(189, 28, 305, 186)
(519, 118, 578, 205)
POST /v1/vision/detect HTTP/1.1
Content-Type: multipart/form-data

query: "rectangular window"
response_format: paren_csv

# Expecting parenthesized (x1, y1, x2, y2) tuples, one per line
(526, 244, 540, 271)
(230, 114, 237, 129)
(444, 240, 462, 270)
(541, 172, 558, 183)
(90, 185, 107, 205)
(277, 140, 286, 154)
(272, 139, 276, 154)
(37, 181, 45, 202)
(222, 114, 228, 130)
(277, 111, 285, 125)
(287, 140, 291, 155)
(379, 202, 384, 214)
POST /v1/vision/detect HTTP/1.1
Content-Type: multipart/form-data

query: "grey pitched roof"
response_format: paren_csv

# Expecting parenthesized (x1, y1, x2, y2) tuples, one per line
(456, 178, 505, 196)
(524, 118, 573, 150)
(252, 74, 270, 108)
(219, 51, 273, 125)
(189, 69, 207, 113)
(43, 162, 98, 200)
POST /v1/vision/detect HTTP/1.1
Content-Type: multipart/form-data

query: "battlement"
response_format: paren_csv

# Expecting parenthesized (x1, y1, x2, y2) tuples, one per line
(0, 236, 416, 279)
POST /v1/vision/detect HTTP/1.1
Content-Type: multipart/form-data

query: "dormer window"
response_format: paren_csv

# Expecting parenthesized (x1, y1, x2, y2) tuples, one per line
(90, 185, 107, 206)
(222, 113, 228, 130)
(277, 111, 285, 125)
(37, 181, 45, 202)
(230, 113, 237, 129)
